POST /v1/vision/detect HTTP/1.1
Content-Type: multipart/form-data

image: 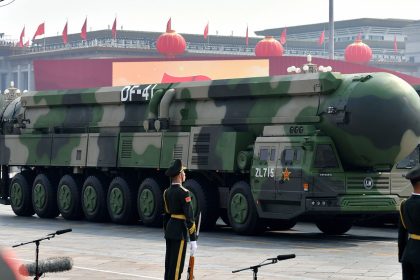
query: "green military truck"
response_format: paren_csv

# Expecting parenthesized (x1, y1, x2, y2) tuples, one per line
(1, 67, 420, 235)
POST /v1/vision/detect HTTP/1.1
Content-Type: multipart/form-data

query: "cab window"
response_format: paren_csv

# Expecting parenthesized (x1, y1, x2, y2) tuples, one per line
(314, 144, 338, 168)
(259, 148, 270, 161)
(281, 148, 303, 166)
(396, 146, 419, 169)
(259, 146, 276, 162)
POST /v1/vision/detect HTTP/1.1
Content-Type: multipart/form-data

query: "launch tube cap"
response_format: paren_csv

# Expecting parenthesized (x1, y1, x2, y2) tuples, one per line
(405, 165, 420, 184)
(165, 159, 186, 177)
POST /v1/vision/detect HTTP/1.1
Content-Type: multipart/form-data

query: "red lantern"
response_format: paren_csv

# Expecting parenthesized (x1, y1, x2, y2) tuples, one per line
(344, 39, 372, 64)
(255, 36, 284, 57)
(156, 30, 186, 57)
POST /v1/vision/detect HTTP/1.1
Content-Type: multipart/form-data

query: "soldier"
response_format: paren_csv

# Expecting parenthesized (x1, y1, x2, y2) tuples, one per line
(399, 165, 420, 280)
(163, 159, 197, 280)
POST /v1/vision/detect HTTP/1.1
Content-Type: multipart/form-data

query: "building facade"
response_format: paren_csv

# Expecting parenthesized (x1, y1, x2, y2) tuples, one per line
(1, 18, 420, 92)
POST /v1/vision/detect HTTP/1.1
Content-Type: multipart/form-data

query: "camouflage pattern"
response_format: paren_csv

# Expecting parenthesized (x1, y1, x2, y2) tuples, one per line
(1, 70, 420, 234)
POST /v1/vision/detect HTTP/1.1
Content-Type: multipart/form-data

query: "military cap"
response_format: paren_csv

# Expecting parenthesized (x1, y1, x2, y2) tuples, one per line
(405, 165, 420, 184)
(165, 159, 186, 177)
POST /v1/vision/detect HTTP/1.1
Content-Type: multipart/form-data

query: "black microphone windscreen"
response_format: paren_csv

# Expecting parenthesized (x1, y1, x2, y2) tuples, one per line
(56, 228, 72, 235)
(19, 257, 73, 276)
(277, 254, 296, 261)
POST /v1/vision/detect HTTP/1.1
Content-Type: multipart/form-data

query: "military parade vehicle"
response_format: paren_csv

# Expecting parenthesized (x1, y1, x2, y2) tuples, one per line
(1, 60, 420, 235)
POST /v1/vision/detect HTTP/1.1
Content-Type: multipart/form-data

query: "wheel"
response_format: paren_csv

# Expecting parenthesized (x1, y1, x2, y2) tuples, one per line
(9, 173, 35, 216)
(316, 217, 353, 235)
(107, 177, 136, 224)
(266, 219, 297, 231)
(228, 181, 264, 235)
(32, 174, 60, 218)
(137, 178, 164, 227)
(57, 174, 83, 220)
(82, 175, 109, 222)
(184, 179, 219, 231)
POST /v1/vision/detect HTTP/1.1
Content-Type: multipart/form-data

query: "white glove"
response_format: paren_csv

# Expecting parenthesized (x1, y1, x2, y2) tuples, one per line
(190, 241, 198, 256)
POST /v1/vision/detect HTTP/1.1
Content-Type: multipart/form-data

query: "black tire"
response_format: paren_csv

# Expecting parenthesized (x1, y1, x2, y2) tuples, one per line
(57, 174, 83, 220)
(9, 173, 35, 216)
(266, 219, 297, 231)
(137, 178, 164, 227)
(184, 179, 219, 231)
(228, 181, 264, 235)
(82, 175, 109, 222)
(316, 217, 353, 235)
(107, 177, 136, 224)
(32, 174, 60, 219)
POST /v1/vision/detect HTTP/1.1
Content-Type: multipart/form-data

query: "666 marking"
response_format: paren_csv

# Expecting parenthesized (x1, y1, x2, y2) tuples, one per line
(120, 84, 157, 102)
(254, 167, 275, 178)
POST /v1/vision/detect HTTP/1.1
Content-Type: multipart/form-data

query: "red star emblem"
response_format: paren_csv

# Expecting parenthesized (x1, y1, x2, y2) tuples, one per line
(282, 168, 291, 181)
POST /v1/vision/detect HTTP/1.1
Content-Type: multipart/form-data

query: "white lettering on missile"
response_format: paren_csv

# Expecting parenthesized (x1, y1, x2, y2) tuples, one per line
(129, 85, 140, 101)
(120, 85, 131, 102)
(120, 84, 158, 102)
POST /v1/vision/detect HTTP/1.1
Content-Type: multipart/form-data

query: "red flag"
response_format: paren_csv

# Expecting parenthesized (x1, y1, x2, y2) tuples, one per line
(112, 17, 117, 39)
(245, 26, 249, 46)
(81, 18, 87, 40)
(62, 21, 68, 44)
(394, 35, 398, 54)
(204, 22, 209, 40)
(32, 22, 45, 41)
(318, 31, 325, 46)
(19, 26, 25, 47)
(280, 28, 287, 45)
(24, 40, 30, 47)
(166, 17, 171, 32)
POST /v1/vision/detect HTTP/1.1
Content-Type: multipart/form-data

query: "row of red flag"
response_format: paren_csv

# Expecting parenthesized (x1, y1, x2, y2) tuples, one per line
(166, 19, 398, 53)
(18, 17, 117, 47)
(19, 17, 399, 54)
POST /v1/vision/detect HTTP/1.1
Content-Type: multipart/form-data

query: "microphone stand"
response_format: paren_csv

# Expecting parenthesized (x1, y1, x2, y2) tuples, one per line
(232, 258, 277, 280)
(12, 230, 69, 280)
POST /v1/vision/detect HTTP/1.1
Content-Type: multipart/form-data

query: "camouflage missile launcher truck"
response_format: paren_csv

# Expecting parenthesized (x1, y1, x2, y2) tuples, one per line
(1, 67, 420, 235)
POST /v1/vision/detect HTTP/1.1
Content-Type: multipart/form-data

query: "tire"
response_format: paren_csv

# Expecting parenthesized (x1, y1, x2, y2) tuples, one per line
(316, 217, 353, 235)
(32, 174, 60, 218)
(184, 179, 219, 231)
(137, 178, 164, 227)
(107, 177, 136, 224)
(57, 174, 83, 220)
(9, 173, 35, 216)
(228, 181, 264, 235)
(82, 175, 109, 222)
(266, 219, 297, 231)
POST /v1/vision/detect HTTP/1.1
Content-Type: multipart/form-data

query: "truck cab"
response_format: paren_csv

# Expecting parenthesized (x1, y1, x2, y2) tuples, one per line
(249, 124, 406, 234)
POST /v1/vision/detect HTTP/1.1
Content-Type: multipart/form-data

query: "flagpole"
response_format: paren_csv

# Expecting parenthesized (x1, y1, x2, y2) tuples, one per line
(43, 21, 46, 52)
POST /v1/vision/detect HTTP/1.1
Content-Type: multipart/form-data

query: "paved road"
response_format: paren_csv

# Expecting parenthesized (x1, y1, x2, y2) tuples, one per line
(0, 204, 402, 280)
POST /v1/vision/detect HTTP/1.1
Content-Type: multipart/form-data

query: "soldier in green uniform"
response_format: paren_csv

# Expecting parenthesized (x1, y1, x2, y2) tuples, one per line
(163, 159, 197, 280)
(399, 166, 420, 280)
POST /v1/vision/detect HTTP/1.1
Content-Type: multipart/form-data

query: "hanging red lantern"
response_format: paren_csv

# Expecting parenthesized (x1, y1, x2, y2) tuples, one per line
(156, 30, 186, 57)
(255, 36, 284, 57)
(344, 39, 372, 64)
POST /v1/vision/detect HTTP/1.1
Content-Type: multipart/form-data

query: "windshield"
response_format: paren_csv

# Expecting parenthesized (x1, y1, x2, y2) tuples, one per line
(396, 145, 419, 169)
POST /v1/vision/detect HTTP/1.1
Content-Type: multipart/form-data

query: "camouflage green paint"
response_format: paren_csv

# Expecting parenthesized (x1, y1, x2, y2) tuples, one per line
(1, 71, 420, 225)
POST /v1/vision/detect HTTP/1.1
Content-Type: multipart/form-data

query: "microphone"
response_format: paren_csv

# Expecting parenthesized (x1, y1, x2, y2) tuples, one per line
(49, 228, 72, 236)
(268, 254, 296, 261)
(19, 257, 73, 276)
